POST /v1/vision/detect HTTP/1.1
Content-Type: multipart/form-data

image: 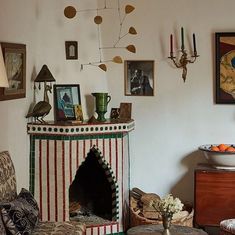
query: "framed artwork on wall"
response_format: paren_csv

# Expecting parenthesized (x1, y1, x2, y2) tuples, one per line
(0, 42, 26, 101)
(124, 60, 154, 96)
(54, 84, 83, 122)
(65, 41, 78, 60)
(215, 32, 235, 104)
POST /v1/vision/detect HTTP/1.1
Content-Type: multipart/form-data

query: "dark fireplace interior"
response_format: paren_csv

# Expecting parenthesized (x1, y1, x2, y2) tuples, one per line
(69, 149, 113, 223)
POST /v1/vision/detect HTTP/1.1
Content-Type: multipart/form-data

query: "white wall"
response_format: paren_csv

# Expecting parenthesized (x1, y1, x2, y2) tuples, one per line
(1, 0, 235, 203)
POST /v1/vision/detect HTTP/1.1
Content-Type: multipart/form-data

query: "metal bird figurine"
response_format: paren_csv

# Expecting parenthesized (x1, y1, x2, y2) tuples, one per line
(26, 84, 52, 123)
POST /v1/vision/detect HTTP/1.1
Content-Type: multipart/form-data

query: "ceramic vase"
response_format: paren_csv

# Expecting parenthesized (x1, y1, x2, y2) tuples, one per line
(92, 92, 111, 122)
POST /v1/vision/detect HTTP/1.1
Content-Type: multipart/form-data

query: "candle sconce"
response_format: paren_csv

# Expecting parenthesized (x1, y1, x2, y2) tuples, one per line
(168, 28, 199, 82)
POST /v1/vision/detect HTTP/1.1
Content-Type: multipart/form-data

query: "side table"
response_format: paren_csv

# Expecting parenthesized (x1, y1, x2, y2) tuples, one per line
(127, 224, 208, 235)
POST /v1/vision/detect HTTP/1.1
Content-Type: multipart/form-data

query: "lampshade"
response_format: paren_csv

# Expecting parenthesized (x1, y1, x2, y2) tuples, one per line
(34, 64, 55, 83)
(0, 44, 9, 87)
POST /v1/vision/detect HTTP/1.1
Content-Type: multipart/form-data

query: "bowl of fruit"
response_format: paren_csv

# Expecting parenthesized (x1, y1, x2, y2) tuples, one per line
(199, 144, 235, 169)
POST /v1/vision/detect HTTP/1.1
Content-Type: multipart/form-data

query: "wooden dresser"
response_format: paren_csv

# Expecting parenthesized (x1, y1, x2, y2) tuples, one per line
(194, 165, 235, 227)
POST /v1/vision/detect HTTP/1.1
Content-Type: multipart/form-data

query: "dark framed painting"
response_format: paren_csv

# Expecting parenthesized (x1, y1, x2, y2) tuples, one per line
(124, 60, 154, 96)
(215, 32, 235, 104)
(0, 43, 26, 101)
(54, 84, 83, 122)
(65, 41, 78, 60)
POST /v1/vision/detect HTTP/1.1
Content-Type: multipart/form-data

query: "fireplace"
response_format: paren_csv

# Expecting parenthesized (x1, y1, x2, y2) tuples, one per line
(69, 147, 118, 223)
(27, 120, 134, 235)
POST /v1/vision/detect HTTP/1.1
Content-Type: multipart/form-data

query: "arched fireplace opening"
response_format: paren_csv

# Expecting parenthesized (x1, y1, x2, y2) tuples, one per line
(69, 147, 118, 224)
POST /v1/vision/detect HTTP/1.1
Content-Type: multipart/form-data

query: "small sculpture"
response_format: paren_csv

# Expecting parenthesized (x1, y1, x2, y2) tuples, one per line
(26, 65, 55, 123)
(26, 84, 52, 123)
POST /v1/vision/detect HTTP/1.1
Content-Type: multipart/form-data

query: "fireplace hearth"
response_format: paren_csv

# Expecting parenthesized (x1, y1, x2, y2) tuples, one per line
(28, 120, 134, 235)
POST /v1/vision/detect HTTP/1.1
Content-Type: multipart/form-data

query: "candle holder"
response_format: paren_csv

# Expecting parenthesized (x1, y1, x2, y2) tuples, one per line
(168, 49, 199, 82)
(169, 28, 199, 82)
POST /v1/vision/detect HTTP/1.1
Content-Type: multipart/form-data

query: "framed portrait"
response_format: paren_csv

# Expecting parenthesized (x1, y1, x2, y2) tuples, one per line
(0, 43, 26, 101)
(65, 41, 78, 60)
(215, 32, 235, 104)
(54, 84, 83, 122)
(110, 108, 120, 120)
(124, 60, 154, 96)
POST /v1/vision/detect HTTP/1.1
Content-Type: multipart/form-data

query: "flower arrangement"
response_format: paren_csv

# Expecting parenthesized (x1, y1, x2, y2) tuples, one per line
(150, 194, 184, 219)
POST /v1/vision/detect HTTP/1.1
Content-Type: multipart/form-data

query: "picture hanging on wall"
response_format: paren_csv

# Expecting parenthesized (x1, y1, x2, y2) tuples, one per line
(124, 60, 154, 96)
(54, 84, 83, 122)
(0, 42, 26, 101)
(65, 41, 78, 60)
(215, 32, 235, 104)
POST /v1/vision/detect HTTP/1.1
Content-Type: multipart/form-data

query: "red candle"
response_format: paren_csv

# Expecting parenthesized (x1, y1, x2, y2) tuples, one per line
(170, 34, 173, 55)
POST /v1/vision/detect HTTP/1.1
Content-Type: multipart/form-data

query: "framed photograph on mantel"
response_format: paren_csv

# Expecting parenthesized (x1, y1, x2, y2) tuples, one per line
(215, 32, 235, 104)
(124, 60, 154, 96)
(0, 43, 26, 101)
(54, 84, 83, 122)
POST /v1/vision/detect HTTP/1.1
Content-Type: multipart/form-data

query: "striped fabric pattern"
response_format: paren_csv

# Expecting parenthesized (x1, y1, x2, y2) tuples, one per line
(30, 133, 130, 235)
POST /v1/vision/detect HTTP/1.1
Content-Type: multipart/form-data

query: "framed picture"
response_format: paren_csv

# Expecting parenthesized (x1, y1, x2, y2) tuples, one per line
(215, 32, 235, 104)
(65, 41, 78, 60)
(110, 108, 120, 119)
(0, 43, 26, 101)
(54, 84, 83, 122)
(124, 60, 154, 96)
(119, 103, 132, 120)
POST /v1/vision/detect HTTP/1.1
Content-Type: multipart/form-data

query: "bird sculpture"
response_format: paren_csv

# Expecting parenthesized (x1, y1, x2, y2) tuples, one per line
(26, 83, 52, 123)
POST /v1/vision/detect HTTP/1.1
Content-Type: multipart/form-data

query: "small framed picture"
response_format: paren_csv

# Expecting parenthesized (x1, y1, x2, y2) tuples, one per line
(0, 42, 26, 101)
(119, 103, 132, 120)
(124, 60, 154, 96)
(65, 41, 78, 60)
(110, 108, 120, 119)
(54, 84, 82, 121)
(215, 32, 235, 104)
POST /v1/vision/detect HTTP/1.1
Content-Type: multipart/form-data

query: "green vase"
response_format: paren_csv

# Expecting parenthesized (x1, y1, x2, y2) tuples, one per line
(92, 93, 111, 122)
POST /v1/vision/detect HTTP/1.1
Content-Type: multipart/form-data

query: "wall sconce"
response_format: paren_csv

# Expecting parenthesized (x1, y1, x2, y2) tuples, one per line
(168, 27, 199, 82)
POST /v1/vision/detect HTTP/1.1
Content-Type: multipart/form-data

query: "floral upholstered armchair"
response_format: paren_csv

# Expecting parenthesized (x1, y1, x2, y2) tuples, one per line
(0, 151, 85, 235)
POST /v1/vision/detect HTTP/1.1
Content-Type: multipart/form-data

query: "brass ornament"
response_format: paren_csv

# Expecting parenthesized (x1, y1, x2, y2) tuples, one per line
(125, 5, 135, 14)
(64, 6, 77, 19)
(112, 56, 123, 64)
(64, 1, 137, 72)
(99, 64, 107, 71)
(94, 16, 103, 25)
(126, 45, 136, 53)
(129, 27, 137, 35)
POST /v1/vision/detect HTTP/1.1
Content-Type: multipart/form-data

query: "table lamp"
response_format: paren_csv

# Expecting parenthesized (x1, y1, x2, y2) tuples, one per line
(0, 44, 9, 88)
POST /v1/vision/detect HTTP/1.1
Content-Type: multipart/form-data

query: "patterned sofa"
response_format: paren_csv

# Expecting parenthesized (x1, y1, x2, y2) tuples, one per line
(0, 151, 85, 235)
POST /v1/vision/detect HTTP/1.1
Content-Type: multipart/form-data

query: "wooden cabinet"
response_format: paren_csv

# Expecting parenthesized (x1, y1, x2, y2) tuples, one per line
(194, 166, 235, 227)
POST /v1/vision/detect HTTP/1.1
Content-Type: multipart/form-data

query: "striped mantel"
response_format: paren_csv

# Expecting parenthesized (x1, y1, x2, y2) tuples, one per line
(27, 119, 134, 235)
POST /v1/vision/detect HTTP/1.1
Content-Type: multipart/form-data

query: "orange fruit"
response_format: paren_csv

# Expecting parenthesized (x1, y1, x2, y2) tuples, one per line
(211, 146, 220, 152)
(218, 144, 229, 152)
(226, 146, 235, 152)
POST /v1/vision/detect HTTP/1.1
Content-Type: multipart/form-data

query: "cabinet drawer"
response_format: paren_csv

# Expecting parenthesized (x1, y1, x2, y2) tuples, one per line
(194, 170, 235, 226)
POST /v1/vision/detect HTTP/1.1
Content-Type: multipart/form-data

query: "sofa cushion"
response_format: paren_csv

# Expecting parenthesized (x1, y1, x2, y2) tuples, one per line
(1, 188, 39, 235)
(0, 151, 17, 202)
(0, 212, 6, 235)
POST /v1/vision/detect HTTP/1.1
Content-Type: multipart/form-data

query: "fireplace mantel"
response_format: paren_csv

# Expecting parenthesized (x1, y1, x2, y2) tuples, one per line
(27, 119, 134, 235)
(27, 119, 135, 136)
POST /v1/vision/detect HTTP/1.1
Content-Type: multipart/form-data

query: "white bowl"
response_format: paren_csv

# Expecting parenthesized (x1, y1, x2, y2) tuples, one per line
(199, 144, 235, 169)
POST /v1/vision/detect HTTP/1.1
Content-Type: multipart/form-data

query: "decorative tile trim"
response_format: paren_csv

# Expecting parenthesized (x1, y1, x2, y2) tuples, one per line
(27, 120, 135, 136)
